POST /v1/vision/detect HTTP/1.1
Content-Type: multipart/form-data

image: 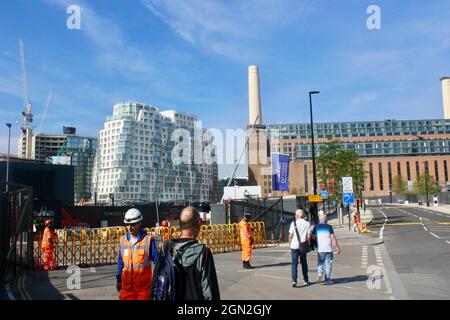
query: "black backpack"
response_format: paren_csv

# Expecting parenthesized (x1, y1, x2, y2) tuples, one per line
(152, 240, 205, 300)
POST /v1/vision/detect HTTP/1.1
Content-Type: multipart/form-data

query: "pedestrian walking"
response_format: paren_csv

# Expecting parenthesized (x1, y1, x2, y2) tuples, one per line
(116, 208, 158, 300)
(169, 206, 220, 300)
(41, 219, 57, 270)
(288, 209, 311, 287)
(311, 211, 341, 285)
(239, 212, 255, 269)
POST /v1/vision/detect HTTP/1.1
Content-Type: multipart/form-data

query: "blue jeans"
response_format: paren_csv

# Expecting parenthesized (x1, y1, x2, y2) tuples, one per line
(291, 249, 309, 283)
(317, 252, 334, 281)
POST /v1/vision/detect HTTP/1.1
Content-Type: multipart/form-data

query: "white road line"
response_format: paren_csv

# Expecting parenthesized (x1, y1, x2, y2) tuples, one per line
(429, 232, 440, 239)
(5, 283, 15, 300)
(422, 218, 430, 221)
(373, 245, 393, 296)
(378, 209, 388, 240)
(446, 241, 450, 244)
(423, 227, 428, 231)
(254, 273, 291, 281)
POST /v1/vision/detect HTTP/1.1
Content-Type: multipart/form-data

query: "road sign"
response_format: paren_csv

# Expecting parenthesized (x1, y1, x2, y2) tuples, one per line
(343, 192, 354, 205)
(308, 194, 323, 202)
(320, 190, 328, 200)
(342, 177, 353, 193)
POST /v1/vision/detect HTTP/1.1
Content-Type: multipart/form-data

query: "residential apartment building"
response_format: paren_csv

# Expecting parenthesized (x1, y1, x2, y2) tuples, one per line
(92, 102, 218, 204)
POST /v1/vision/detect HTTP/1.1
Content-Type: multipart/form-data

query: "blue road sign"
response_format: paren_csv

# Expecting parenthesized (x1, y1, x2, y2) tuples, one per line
(343, 192, 354, 205)
(320, 190, 328, 200)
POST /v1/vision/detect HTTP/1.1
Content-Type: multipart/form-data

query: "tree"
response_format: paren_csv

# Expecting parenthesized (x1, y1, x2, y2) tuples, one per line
(413, 173, 439, 195)
(392, 175, 407, 195)
(317, 139, 365, 202)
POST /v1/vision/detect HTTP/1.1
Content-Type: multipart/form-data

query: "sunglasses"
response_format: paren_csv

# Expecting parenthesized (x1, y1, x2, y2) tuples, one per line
(125, 223, 138, 227)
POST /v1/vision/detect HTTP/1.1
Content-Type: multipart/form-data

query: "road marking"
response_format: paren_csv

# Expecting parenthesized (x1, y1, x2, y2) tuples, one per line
(429, 232, 440, 239)
(378, 209, 387, 240)
(384, 222, 422, 226)
(439, 222, 450, 225)
(423, 226, 428, 231)
(446, 241, 450, 244)
(373, 245, 393, 295)
(422, 218, 430, 221)
(5, 283, 15, 300)
(254, 273, 291, 281)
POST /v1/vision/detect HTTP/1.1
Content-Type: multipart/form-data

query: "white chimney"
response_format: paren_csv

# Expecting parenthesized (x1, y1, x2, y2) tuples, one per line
(441, 77, 450, 119)
(248, 65, 262, 125)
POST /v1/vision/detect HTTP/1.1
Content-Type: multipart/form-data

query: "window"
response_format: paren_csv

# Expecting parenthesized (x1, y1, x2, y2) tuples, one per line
(369, 163, 374, 191)
(415, 161, 420, 180)
(407, 161, 411, 181)
(379, 163, 384, 191)
(445, 160, 449, 182)
(397, 162, 401, 176)
(388, 162, 392, 189)
(435, 160, 439, 182)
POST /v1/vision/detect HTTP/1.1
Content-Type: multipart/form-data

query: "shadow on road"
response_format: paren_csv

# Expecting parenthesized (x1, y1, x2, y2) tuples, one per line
(253, 262, 291, 269)
(332, 275, 369, 284)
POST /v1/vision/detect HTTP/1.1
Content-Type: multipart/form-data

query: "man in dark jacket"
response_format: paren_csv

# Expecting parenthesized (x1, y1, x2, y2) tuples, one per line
(171, 206, 220, 300)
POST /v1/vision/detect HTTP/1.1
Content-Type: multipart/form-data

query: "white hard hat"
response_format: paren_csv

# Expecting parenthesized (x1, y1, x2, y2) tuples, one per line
(124, 208, 143, 224)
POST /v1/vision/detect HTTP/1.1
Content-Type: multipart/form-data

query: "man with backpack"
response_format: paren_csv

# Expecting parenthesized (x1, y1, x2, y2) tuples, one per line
(151, 206, 220, 300)
(116, 208, 158, 300)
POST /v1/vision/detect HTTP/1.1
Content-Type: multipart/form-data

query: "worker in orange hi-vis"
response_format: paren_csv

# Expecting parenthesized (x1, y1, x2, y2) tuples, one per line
(160, 219, 170, 240)
(116, 209, 158, 300)
(239, 212, 255, 269)
(41, 219, 57, 270)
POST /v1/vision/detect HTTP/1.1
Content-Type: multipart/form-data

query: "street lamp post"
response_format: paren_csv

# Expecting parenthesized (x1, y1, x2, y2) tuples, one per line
(309, 91, 320, 224)
(5, 123, 11, 192)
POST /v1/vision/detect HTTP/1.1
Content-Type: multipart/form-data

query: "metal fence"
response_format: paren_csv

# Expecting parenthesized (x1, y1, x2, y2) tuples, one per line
(33, 222, 266, 267)
(0, 181, 34, 289)
(225, 196, 309, 243)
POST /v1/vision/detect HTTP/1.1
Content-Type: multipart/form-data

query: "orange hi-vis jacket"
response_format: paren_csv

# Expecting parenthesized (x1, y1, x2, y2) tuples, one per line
(239, 219, 254, 262)
(239, 219, 253, 245)
(41, 227, 55, 250)
(118, 233, 154, 291)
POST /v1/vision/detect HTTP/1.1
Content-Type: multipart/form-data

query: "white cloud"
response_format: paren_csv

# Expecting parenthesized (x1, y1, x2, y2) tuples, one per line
(142, 0, 310, 62)
(43, 0, 153, 77)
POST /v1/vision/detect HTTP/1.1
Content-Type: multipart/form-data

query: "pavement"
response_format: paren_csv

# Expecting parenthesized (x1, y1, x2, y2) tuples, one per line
(2, 206, 449, 300)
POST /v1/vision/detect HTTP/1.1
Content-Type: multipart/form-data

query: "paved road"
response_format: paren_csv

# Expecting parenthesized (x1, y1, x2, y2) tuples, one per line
(368, 205, 450, 299)
(5, 205, 449, 300)
(5, 226, 396, 300)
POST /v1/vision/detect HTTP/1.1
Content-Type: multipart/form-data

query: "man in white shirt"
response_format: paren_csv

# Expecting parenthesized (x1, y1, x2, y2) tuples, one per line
(288, 209, 311, 287)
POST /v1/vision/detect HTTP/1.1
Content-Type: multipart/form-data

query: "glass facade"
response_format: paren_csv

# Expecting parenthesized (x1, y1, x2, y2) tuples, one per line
(268, 119, 450, 160)
(268, 119, 450, 140)
(289, 140, 450, 159)
(57, 136, 98, 203)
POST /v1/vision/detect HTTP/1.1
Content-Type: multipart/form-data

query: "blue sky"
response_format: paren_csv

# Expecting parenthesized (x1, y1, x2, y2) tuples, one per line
(1, 0, 449, 178)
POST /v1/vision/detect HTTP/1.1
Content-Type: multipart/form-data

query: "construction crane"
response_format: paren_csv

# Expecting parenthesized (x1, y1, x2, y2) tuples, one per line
(19, 38, 33, 131)
(36, 90, 52, 135)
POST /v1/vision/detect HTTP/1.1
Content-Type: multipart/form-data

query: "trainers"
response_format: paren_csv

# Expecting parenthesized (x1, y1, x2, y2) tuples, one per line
(315, 275, 323, 283)
(303, 281, 310, 286)
(291, 282, 297, 287)
(326, 280, 334, 285)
